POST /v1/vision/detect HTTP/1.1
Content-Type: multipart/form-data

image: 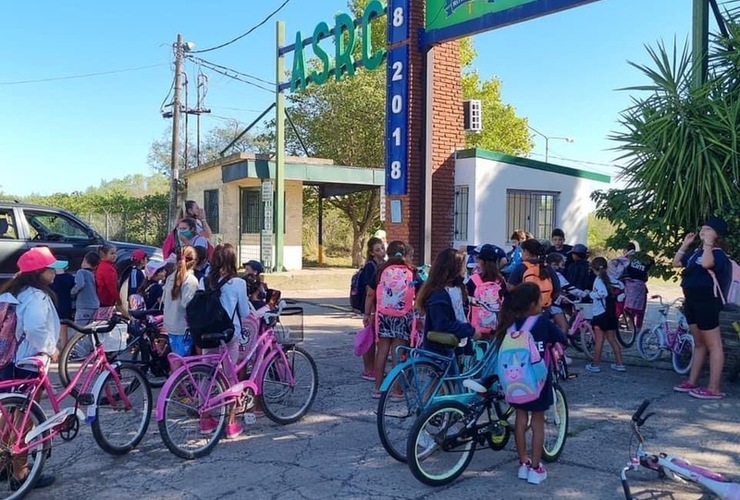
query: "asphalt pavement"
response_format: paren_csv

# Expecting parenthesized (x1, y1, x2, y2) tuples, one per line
(35, 288, 739, 500)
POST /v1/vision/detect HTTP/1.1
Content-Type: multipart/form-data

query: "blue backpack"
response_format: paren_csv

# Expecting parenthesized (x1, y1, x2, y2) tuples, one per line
(496, 315, 548, 404)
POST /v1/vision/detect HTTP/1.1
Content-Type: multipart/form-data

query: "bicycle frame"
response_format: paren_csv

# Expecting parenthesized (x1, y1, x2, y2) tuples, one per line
(650, 299, 688, 353)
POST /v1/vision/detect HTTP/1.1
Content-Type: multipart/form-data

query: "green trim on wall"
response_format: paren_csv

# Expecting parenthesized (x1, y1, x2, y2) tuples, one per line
(221, 159, 385, 186)
(456, 148, 611, 183)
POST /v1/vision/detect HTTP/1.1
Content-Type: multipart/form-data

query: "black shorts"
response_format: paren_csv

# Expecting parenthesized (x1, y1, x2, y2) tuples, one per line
(683, 295, 723, 331)
(592, 312, 618, 331)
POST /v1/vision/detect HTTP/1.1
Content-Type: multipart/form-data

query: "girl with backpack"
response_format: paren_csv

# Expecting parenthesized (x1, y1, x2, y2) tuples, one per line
(163, 246, 199, 358)
(466, 244, 506, 336)
(356, 237, 385, 381)
(507, 239, 561, 311)
(364, 240, 419, 398)
(140, 260, 168, 310)
(585, 257, 626, 373)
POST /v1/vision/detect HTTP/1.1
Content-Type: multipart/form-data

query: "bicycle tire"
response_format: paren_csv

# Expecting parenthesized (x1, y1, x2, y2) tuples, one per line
(261, 346, 318, 425)
(158, 366, 228, 460)
(406, 400, 476, 487)
(579, 323, 595, 360)
(616, 311, 637, 348)
(0, 395, 50, 500)
(636, 327, 662, 361)
(58, 332, 97, 396)
(542, 385, 568, 462)
(91, 365, 152, 455)
(376, 360, 446, 463)
(671, 333, 694, 375)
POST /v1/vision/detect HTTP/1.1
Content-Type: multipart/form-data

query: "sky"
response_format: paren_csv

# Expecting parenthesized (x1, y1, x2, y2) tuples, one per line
(0, 0, 704, 196)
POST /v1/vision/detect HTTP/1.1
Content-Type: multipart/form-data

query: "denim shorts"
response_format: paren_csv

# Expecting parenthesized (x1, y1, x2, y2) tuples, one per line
(168, 334, 193, 357)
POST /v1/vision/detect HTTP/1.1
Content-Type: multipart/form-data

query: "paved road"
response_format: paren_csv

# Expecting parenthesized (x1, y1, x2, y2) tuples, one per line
(35, 289, 739, 500)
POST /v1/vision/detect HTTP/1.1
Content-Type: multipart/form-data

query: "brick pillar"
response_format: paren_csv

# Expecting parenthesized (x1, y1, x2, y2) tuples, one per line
(384, 0, 464, 264)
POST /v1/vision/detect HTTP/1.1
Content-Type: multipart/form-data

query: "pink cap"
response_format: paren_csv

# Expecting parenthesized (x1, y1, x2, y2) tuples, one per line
(18, 247, 68, 273)
(144, 260, 167, 279)
(132, 249, 147, 261)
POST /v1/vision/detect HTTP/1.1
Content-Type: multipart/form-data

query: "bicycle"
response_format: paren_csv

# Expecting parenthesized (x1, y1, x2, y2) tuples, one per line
(0, 318, 152, 498)
(156, 301, 318, 459)
(617, 309, 637, 348)
(620, 400, 740, 500)
(563, 298, 596, 360)
(635, 295, 694, 375)
(59, 308, 171, 393)
(404, 347, 568, 487)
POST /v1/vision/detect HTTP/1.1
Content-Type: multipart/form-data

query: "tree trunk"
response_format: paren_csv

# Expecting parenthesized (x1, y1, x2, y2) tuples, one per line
(328, 188, 380, 268)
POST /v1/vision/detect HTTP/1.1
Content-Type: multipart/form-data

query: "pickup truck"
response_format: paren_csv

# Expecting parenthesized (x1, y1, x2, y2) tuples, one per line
(0, 201, 162, 285)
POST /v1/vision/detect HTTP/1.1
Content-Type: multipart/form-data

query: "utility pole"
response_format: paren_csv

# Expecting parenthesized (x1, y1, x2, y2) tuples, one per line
(169, 34, 184, 229)
(692, 0, 709, 88)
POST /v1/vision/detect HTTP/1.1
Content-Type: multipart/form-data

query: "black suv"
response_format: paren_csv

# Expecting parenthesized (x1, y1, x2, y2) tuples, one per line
(0, 201, 162, 283)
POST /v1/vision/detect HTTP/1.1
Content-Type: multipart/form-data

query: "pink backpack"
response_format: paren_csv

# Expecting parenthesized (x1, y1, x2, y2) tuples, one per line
(469, 274, 502, 334)
(0, 297, 19, 371)
(375, 264, 417, 345)
(709, 254, 740, 308)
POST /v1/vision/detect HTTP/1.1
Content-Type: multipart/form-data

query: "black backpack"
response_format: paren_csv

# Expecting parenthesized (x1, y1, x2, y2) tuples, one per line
(186, 279, 236, 349)
(349, 261, 375, 313)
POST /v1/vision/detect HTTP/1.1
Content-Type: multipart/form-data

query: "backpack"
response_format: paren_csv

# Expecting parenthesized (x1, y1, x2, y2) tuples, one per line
(496, 315, 548, 405)
(375, 264, 418, 345)
(0, 296, 20, 371)
(522, 262, 554, 307)
(469, 274, 503, 334)
(185, 279, 237, 349)
(128, 293, 146, 311)
(708, 256, 740, 309)
(603, 278, 626, 318)
(350, 261, 375, 313)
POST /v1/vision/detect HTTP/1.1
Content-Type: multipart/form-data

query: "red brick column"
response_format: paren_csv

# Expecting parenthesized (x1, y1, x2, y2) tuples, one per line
(385, 0, 464, 264)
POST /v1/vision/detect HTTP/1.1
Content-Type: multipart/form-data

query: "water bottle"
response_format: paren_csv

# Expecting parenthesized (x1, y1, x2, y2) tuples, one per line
(243, 412, 257, 425)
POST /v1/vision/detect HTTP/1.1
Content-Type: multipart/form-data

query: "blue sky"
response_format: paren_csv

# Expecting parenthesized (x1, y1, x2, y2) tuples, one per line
(0, 0, 700, 196)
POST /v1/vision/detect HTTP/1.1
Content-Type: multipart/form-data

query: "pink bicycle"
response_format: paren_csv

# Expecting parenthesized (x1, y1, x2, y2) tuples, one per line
(0, 318, 152, 499)
(635, 295, 694, 375)
(156, 302, 318, 459)
(621, 400, 740, 499)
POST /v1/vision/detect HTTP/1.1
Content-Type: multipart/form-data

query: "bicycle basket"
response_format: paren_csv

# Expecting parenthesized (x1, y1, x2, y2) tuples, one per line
(275, 306, 304, 344)
(575, 303, 593, 320)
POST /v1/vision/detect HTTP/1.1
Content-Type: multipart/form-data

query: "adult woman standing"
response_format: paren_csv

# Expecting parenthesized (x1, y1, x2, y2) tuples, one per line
(672, 217, 731, 400)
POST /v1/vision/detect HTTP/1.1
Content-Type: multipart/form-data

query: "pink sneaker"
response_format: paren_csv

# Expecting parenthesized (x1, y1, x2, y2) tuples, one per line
(226, 422, 243, 439)
(360, 371, 375, 381)
(673, 380, 699, 393)
(199, 417, 218, 435)
(689, 387, 725, 400)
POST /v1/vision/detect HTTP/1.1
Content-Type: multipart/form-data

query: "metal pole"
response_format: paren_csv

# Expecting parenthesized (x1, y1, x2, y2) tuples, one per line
(692, 0, 709, 88)
(545, 137, 549, 163)
(275, 21, 286, 271)
(169, 34, 184, 229)
(317, 186, 324, 266)
(423, 48, 434, 264)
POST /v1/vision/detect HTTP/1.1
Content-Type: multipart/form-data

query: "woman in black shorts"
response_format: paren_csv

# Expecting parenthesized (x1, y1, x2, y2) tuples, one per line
(672, 217, 731, 400)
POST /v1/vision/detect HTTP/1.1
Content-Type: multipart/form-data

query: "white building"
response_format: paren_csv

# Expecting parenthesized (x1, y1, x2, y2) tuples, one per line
(452, 148, 611, 250)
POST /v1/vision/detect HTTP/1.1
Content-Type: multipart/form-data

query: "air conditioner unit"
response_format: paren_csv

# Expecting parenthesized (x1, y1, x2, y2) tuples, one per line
(463, 100, 482, 132)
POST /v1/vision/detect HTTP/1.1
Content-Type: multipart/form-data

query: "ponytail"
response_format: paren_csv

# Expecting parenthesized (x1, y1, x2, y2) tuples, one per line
(591, 257, 613, 296)
(171, 246, 197, 300)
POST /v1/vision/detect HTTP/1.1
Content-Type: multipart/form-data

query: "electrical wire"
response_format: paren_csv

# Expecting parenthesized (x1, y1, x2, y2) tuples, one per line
(194, 59, 275, 93)
(190, 0, 293, 54)
(187, 55, 274, 86)
(0, 63, 167, 86)
(528, 151, 622, 170)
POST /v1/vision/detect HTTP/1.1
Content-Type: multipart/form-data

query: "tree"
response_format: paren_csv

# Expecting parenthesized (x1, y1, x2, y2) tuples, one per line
(592, 10, 740, 277)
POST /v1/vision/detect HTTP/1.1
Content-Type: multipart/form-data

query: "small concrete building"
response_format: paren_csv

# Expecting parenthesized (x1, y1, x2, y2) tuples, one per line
(452, 148, 611, 250)
(184, 153, 384, 270)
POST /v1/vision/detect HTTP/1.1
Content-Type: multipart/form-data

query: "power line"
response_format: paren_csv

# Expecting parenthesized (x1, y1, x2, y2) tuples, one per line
(529, 151, 623, 171)
(193, 59, 275, 93)
(187, 55, 274, 86)
(190, 0, 293, 54)
(0, 63, 167, 86)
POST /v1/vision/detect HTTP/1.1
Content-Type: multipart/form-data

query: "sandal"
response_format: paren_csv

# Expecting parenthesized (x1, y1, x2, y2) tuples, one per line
(371, 390, 381, 399)
(688, 387, 725, 400)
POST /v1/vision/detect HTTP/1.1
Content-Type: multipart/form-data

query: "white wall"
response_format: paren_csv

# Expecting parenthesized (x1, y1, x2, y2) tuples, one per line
(453, 156, 608, 250)
(239, 244, 303, 271)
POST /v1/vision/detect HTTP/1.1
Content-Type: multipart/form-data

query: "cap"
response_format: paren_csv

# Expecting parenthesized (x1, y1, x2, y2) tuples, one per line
(18, 247, 68, 273)
(243, 260, 264, 274)
(705, 216, 728, 237)
(144, 260, 167, 280)
(474, 244, 506, 262)
(569, 243, 589, 255)
(132, 249, 147, 261)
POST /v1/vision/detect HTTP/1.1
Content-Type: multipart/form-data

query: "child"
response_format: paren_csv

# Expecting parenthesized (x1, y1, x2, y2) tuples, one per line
(163, 246, 199, 358)
(416, 248, 475, 355)
(140, 260, 167, 310)
(586, 257, 626, 373)
(127, 249, 148, 299)
(71, 251, 101, 326)
(564, 244, 594, 292)
(545, 253, 588, 336)
(467, 283, 565, 485)
(356, 237, 386, 381)
(466, 244, 506, 336)
(51, 265, 75, 347)
(243, 260, 268, 309)
(507, 239, 561, 311)
(193, 246, 211, 283)
(95, 244, 120, 309)
(502, 230, 526, 277)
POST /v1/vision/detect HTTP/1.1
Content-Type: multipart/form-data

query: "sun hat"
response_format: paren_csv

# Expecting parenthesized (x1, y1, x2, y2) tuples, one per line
(17, 247, 68, 273)
(704, 216, 728, 237)
(144, 260, 167, 280)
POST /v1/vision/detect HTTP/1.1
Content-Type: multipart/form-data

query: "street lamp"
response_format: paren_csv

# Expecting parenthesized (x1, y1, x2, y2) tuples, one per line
(527, 125, 574, 163)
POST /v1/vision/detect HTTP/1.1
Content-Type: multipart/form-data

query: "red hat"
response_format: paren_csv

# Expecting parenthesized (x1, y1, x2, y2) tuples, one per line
(18, 247, 68, 273)
(132, 249, 147, 261)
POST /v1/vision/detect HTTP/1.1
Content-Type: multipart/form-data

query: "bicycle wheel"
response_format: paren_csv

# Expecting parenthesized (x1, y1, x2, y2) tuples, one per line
(377, 360, 447, 463)
(58, 332, 96, 395)
(579, 323, 595, 360)
(91, 365, 152, 455)
(261, 346, 318, 425)
(542, 385, 568, 462)
(0, 396, 50, 500)
(406, 400, 476, 487)
(158, 366, 228, 460)
(616, 311, 636, 348)
(671, 333, 695, 375)
(636, 327, 662, 361)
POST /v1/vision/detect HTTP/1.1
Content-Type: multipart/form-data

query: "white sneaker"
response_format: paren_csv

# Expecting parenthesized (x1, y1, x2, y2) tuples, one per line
(585, 364, 602, 373)
(517, 462, 531, 480)
(610, 363, 626, 372)
(527, 465, 547, 484)
(463, 378, 487, 393)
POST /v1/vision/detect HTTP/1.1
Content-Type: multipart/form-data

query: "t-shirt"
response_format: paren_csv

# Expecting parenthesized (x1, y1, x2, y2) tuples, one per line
(128, 268, 145, 297)
(680, 248, 730, 296)
(144, 283, 164, 310)
(545, 245, 573, 257)
(513, 314, 566, 355)
(51, 273, 75, 319)
(623, 255, 653, 282)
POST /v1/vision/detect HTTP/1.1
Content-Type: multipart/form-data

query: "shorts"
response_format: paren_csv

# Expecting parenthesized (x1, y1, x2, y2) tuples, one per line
(592, 312, 618, 331)
(168, 333, 193, 357)
(377, 312, 413, 341)
(511, 378, 554, 413)
(683, 295, 723, 331)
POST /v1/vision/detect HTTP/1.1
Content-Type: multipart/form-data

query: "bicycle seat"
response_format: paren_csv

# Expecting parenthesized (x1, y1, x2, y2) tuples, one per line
(14, 356, 48, 373)
(197, 330, 234, 344)
(61, 318, 118, 335)
(427, 331, 459, 347)
(129, 309, 163, 320)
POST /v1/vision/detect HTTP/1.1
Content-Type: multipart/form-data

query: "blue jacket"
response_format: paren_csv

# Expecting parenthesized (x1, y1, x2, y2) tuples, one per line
(421, 289, 475, 355)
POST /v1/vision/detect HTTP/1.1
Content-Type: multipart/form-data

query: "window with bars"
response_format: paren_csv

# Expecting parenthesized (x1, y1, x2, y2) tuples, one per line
(203, 189, 219, 234)
(506, 190, 558, 241)
(240, 188, 262, 234)
(454, 185, 469, 242)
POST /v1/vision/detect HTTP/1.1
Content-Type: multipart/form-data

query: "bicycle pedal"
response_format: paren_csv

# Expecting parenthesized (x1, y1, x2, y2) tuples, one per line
(77, 393, 95, 405)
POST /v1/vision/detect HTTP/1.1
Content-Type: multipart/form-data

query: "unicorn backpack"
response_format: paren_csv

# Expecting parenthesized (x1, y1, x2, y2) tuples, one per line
(375, 264, 417, 345)
(469, 274, 502, 334)
(496, 315, 548, 404)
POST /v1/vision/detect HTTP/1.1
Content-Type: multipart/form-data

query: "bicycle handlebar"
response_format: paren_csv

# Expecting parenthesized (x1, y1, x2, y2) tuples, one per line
(632, 400, 650, 422)
(61, 316, 120, 335)
(128, 309, 163, 320)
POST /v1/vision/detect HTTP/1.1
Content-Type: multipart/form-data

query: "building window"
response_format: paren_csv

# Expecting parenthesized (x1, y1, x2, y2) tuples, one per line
(454, 185, 469, 242)
(506, 190, 558, 241)
(240, 188, 262, 234)
(203, 189, 219, 234)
